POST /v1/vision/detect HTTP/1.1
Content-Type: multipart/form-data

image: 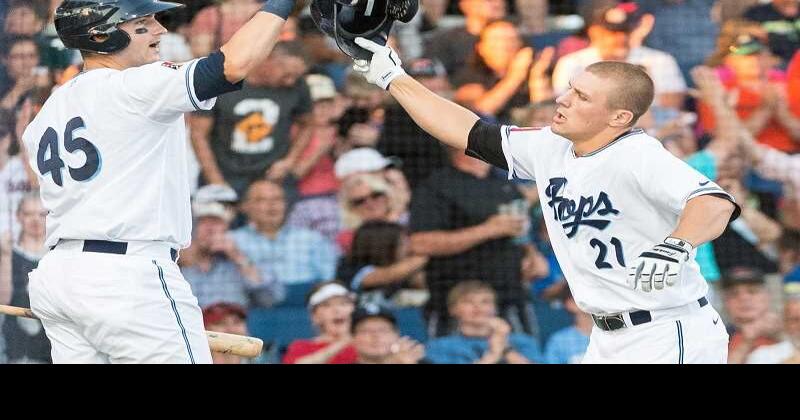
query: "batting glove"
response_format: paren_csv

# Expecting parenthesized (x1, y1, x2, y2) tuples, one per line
(352, 37, 406, 90)
(628, 237, 693, 292)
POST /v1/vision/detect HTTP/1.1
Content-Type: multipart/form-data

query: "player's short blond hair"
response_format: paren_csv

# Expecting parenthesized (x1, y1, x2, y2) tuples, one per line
(585, 61, 654, 127)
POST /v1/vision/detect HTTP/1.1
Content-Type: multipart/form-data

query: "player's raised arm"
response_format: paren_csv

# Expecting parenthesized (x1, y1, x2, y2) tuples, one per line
(219, 0, 300, 83)
(352, 37, 480, 151)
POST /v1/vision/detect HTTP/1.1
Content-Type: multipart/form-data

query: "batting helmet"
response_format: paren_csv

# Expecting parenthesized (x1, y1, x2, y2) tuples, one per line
(55, 0, 184, 55)
(311, 0, 418, 61)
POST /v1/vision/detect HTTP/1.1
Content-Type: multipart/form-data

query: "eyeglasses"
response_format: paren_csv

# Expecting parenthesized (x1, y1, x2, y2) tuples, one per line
(349, 191, 386, 207)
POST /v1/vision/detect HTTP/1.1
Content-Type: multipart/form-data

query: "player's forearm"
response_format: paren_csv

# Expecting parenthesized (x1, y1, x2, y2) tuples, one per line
(219, 2, 292, 83)
(670, 195, 735, 247)
(411, 224, 496, 256)
(388, 75, 479, 150)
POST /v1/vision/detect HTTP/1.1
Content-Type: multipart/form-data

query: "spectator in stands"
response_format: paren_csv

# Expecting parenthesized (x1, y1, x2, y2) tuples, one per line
(543, 287, 591, 364)
(699, 31, 800, 154)
(5, 0, 75, 76)
(747, 294, 800, 363)
(410, 147, 534, 336)
(284, 74, 343, 244)
(335, 147, 411, 223)
(424, 0, 507, 80)
(189, 0, 262, 58)
(453, 20, 554, 122)
(691, 66, 784, 274)
(0, 110, 34, 239)
(743, 0, 800, 67)
(722, 266, 783, 363)
(378, 57, 451, 188)
(1, 36, 50, 112)
(190, 40, 312, 199)
(737, 112, 800, 231)
(425, 281, 542, 364)
(553, 0, 687, 110)
(351, 303, 426, 364)
(336, 171, 409, 252)
(283, 281, 358, 364)
(233, 180, 338, 287)
(181, 188, 285, 309)
(336, 221, 428, 308)
(1, 193, 51, 363)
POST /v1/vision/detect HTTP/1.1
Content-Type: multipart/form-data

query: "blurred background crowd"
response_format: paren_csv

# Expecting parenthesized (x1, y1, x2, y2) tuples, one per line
(1, 0, 800, 364)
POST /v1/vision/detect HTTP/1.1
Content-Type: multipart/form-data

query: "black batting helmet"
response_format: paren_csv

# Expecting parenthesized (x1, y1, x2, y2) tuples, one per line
(311, 0, 418, 61)
(55, 0, 184, 55)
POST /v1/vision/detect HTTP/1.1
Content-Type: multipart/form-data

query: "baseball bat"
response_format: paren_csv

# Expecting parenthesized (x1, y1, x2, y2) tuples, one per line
(0, 304, 263, 359)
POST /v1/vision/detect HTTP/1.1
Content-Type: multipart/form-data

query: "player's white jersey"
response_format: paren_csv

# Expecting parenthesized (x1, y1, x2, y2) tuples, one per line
(22, 59, 215, 249)
(500, 126, 735, 314)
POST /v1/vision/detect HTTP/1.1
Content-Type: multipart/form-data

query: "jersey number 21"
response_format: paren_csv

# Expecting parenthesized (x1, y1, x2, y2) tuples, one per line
(37, 117, 101, 186)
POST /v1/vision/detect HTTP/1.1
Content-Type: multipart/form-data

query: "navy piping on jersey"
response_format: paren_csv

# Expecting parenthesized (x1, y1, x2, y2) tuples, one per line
(679, 321, 683, 364)
(153, 260, 196, 364)
(185, 60, 202, 111)
(572, 128, 644, 158)
(686, 186, 729, 198)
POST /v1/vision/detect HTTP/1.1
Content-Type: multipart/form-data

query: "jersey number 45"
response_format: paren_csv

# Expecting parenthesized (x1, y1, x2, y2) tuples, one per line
(37, 117, 101, 187)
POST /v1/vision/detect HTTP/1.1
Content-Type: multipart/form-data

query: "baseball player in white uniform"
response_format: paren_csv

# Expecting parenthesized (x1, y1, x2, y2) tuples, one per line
(352, 37, 740, 363)
(20, 0, 301, 363)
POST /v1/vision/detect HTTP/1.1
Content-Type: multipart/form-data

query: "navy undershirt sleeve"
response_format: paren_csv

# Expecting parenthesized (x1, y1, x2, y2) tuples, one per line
(193, 50, 244, 101)
(465, 120, 507, 171)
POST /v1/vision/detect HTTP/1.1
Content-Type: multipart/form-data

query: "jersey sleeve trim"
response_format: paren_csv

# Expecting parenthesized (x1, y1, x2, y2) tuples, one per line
(500, 125, 517, 180)
(684, 188, 742, 223)
(184, 59, 214, 111)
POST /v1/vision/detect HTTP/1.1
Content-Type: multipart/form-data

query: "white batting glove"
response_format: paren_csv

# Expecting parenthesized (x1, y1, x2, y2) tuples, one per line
(352, 37, 406, 90)
(628, 237, 693, 292)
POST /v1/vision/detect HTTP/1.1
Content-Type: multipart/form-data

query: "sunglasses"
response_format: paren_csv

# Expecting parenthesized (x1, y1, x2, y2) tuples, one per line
(349, 191, 386, 207)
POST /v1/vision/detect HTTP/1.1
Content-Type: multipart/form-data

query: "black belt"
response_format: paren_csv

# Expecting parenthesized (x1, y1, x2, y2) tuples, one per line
(51, 240, 178, 262)
(592, 297, 708, 331)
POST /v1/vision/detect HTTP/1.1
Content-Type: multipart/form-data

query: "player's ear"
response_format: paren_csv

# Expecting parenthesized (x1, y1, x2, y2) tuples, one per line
(609, 109, 635, 128)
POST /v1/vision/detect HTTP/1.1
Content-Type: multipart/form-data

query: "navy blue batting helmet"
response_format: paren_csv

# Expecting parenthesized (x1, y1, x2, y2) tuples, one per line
(311, 0, 418, 61)
(55, 0, 184, 55)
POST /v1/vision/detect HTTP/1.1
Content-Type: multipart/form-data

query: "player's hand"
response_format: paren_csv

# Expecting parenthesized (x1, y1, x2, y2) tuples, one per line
(352, 37, 406, 90)
(485, 214, 526, 239)
(628, 238, 693, 292)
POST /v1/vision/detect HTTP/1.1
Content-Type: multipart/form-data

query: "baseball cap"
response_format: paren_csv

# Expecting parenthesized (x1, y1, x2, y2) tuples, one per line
(306, 282, 355, 310)
(581, 0, 642, 33)
(406, 57, 447, 79)
(202, 302, 247, 328)
(720, 266, 766, 289)
(350, 303, 397, 333)
(334, 147, 400, 179)
(305, 73, 337, 102)
(192, 201, 234, 223)
(729, 34, 766, 56)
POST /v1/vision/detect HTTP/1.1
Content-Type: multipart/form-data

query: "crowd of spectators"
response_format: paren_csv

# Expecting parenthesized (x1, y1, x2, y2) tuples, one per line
(2, 0, 800, 364)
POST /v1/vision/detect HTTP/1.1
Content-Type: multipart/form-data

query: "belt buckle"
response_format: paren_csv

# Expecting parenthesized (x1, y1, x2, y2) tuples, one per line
(593, 313, 626, 331)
